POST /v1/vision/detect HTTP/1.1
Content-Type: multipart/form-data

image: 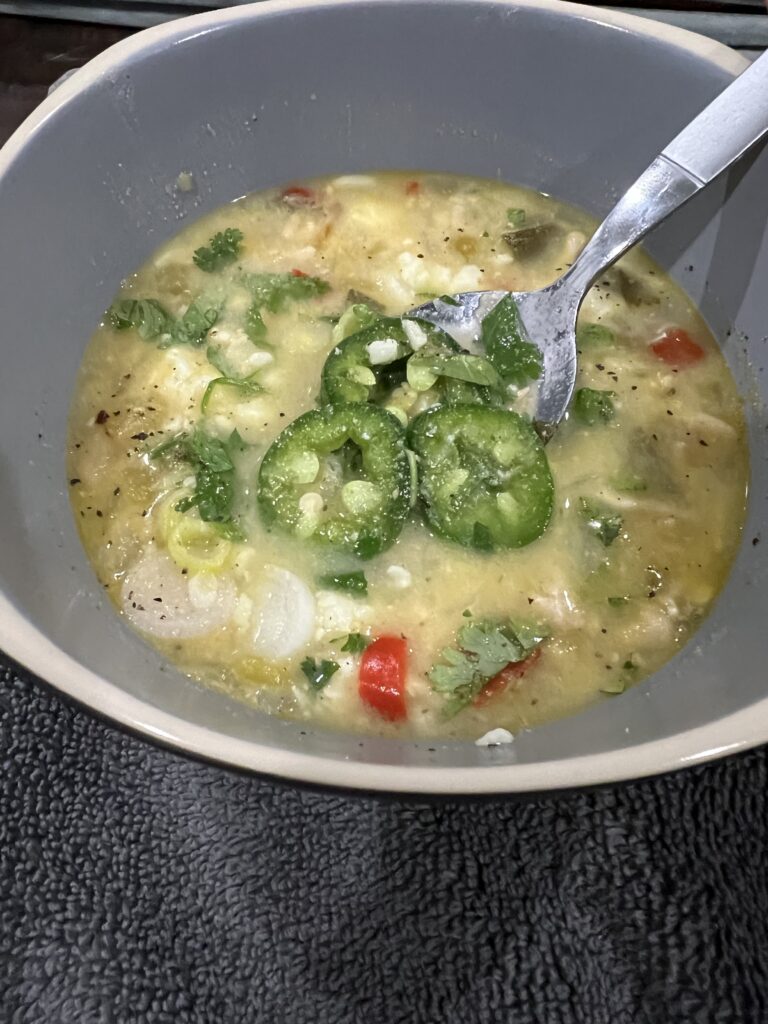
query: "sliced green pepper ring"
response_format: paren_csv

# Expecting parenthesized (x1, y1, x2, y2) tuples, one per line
(320, 317, 488, 410)
(321, 317, 411, 405)
(408, 404, 554, 551)
(257, 403, 411, 559)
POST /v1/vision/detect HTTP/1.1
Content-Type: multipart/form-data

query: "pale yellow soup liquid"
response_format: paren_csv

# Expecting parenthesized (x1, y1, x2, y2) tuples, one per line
(68, 172, 748, 740)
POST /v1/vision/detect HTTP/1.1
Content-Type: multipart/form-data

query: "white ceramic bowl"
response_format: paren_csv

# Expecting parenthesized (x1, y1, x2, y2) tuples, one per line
(0, 0, 766, 793)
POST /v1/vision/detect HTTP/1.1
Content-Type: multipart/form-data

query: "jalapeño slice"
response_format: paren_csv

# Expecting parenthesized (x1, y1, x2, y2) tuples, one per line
(408, 405, 554, 551)
(257, 403, 411, 559)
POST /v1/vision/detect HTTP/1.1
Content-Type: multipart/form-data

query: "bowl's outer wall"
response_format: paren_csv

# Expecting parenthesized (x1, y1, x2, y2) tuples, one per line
(0, 0, 766, 774)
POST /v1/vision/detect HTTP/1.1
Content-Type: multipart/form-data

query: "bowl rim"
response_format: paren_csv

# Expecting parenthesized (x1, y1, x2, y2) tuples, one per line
(0, 0, 758, 794)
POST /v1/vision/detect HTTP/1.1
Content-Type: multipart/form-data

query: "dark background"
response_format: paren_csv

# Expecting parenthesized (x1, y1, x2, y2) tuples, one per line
(1, 9, 768, 1023)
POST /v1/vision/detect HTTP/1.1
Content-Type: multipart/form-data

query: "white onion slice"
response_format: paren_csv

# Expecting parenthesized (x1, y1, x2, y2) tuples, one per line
(250, 567, 316, 659)
(122, 547, 235, 639)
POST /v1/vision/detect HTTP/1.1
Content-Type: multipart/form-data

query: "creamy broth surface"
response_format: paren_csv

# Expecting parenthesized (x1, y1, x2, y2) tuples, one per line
(68, 172, 748, 740)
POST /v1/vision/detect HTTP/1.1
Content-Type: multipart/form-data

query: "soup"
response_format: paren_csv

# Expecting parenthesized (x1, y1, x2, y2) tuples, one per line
(68, 172, 748, 741)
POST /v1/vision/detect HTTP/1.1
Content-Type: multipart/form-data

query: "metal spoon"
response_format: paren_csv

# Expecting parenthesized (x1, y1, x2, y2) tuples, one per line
(411, 50, 768, 439)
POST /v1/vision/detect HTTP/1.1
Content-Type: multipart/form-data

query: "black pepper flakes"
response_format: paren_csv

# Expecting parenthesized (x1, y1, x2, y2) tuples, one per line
(69, 478, 81, 486)
(95, 410, 110, 425)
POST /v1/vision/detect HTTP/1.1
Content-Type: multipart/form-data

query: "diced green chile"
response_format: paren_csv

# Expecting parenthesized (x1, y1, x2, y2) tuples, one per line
(573, 387, 615, 425)
(257, 404, 411, 559)
(408, 405, 554, 551)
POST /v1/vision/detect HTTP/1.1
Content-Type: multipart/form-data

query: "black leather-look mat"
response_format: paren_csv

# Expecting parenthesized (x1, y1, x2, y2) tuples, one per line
(2, 661, 768, 1023)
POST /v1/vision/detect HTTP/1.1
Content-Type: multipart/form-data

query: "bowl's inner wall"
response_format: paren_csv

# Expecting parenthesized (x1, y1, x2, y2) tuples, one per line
(1, 0, 766, 768)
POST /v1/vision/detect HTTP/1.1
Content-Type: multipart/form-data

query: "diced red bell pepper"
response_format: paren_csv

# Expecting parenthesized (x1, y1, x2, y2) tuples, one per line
(650, 328, 705, 367)
(281, 185, 317, 207)
(405, 180, 421, 197)
(474, 647, 542, 707)
(291, 268, 308, 277)
(359, 635, 408, 722)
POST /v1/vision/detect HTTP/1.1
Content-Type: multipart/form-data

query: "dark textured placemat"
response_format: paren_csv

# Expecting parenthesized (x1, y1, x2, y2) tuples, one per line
(2, 659, 768, 1024)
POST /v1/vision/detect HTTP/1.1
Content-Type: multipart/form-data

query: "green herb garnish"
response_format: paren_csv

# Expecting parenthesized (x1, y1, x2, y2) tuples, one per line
(170, 300, 220, 347)
(429, 618, 545, 716)
(580, 499, 623, 546)
(108, 298, 172, 340)
(318, 571, 368, 595)
(107, 297, 218, 348)
(243, 271, 330, 313)
(151, 428, 245, 526)
(481, 294, 542, 387)
(506, 208, 526, 227)
(409, 352, 502, 388)
(338, 633, 371, 654)
(301, 657, 340, 690)
(193, 228, 244, 273)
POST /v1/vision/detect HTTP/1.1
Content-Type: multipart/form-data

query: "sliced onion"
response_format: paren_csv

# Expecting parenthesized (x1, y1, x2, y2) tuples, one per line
(122, 547, 235, 639)
(250, 567, 316, 659)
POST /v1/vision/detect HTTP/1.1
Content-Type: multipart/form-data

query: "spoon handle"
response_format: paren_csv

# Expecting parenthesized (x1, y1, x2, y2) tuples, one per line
(561, 50, 768, 298)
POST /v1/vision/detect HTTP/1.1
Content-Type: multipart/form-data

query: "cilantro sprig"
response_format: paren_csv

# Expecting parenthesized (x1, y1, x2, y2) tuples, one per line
(429, 619, 545, 716)
(193, 228, 244, 273)
(108, 297, 219, 348)
(151, 428, 247, 531)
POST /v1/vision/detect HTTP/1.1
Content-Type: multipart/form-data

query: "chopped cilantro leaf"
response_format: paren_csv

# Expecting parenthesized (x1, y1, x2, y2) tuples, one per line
(151, 428, 246, 526)
(410, 352, 501, 388)
(481, 294, 542, 387)
(108, 298, 173, 340)
(339, 633, 371, 654)
(170, 300, 219, 347)
(429, 619, 545, 716)
(108, 297, 218, 348)
(301, 657, 340, 690)
(506, 207, 526, 226)
(193, 228, 244, 273)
